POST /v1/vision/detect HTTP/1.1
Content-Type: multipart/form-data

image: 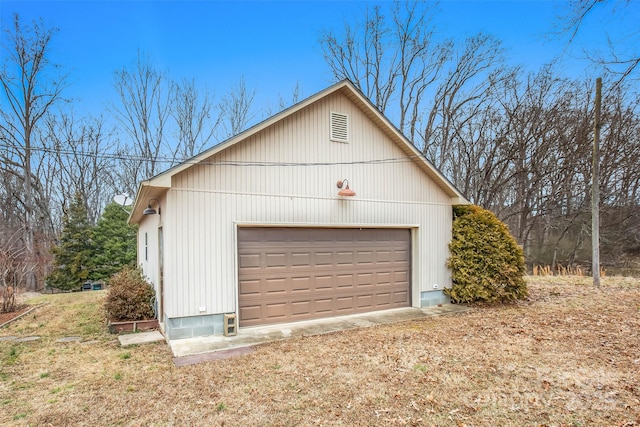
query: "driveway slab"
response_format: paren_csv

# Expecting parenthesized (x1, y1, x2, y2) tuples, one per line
(118, 330, 164, 347)
(170, 304, 472, 359)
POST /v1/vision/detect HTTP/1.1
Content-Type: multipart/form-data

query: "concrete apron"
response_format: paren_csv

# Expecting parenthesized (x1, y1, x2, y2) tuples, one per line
(170, 304, 470, 358)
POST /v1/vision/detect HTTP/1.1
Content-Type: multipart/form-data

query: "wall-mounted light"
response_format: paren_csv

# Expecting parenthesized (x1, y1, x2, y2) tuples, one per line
(337, 179, 356, 197)
(143, 198, 161, 215)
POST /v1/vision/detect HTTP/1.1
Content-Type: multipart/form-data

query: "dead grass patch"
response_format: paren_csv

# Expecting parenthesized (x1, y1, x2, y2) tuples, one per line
(1, 277, 639, 426)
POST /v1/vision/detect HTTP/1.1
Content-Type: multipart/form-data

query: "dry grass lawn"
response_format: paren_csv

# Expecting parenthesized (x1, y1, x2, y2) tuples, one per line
(1, 276, 639, 426)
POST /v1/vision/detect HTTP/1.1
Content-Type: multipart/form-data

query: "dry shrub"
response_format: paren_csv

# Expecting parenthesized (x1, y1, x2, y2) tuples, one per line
(104, 266, 155, 321)
(533, 265, 553, 276)
(532, 264, 604, 277)
(0, 234, 34, 313)
(1, 285, 16, 313)
(555, 264, 585, 276)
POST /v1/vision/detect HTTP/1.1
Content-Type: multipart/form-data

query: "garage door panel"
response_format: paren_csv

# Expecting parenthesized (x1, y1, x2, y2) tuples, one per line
(356, 273, 373, 285)
(394, 270, 409, 282)
(291, 300, 311, 315)
(291, 252, 311, 266)
(315, 275, 333, 290)
(393, 290, 409, 304)
(239, 253, 261, 269)
(264, 232, 287, 244)
(315, 298, 333, 313)
(375, 292, 392, 304)
(266, 303, 288, 320)
(376, 251, 392, 263)
(376, 271, 391, 284)
(239, 305, 262, 322)
(314, 252, 333, 266)
(265, 253, 286, 268)
(238, 228, 262, 243)
(336, 232, 354, 242)
(290, 276, 312, 293)
(357, 251, 374, 264)
(336, 274, 354, 288)
(239, 279, 262, 296)
(394, 250, 409, 262)
(336, 296, 354, 311)
(356, 294, 374, 309)
(238, 228, 411, 327)
(336, 251, 354, 265)
(265, 278, 288, 294)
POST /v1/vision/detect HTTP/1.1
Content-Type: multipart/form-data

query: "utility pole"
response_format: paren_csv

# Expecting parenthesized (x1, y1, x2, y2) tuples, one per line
(592, 77, 602, 287)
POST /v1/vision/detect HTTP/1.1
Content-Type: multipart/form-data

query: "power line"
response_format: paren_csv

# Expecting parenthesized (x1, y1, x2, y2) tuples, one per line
(0, 143, 424, 167)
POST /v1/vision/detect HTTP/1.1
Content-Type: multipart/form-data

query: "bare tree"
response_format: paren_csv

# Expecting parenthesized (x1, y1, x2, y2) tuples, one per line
(320, 1, 640, 271)
(321, 0, 449, 142)
(264, 82, 303, 116)
(171, 78, 219, 160)
(219, 77, 257, 138)
(44, 113, 117, 225)
(421, 33, 507, 170)
(111, 51, 172, 185)
(559, 0, 639, 82)
(321, 1, 508, 165)
(0, 14, 69, 290)
(278, 82, 302, 111)
(488, 73, 640, 269)
(596, 82, 640, 265)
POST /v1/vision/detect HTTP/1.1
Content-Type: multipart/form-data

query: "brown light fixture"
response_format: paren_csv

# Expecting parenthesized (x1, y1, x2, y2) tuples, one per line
(143, 198, 161, 215)
(337, 179, 356, 197)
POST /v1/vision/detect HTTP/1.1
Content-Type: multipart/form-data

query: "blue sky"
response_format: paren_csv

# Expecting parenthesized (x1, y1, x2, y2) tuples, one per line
(1, 1, 636, 119)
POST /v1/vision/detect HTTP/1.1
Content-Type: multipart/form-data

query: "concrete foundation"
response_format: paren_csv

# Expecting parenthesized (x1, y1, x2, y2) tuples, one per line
(164, 313, 224, 340)
(420, 290, 450, 307)
(165, 290, 451, 341)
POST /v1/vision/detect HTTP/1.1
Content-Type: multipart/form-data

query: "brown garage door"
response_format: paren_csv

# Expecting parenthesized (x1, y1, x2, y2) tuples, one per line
(238, 227, 411, 327)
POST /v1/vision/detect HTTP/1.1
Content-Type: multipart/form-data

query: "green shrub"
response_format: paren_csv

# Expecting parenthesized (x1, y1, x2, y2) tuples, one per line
(445, 205, 527, 303)
(104, 266, 155, 321)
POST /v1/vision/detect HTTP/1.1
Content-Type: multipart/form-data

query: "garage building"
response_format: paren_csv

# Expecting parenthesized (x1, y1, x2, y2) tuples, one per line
(129, 80, 467, 341)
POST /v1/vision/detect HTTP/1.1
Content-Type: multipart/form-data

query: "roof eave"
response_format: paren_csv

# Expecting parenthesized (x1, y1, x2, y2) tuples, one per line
(128, 183, 170, 225)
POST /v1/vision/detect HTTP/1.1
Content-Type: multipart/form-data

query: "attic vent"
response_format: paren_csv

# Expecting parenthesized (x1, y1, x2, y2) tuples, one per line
(330, 112, 349, 142)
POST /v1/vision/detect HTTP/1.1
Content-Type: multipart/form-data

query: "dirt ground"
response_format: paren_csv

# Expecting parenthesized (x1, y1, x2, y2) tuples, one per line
(0, 276, 639, 426)
(0, 305, 29, 326)
(0, 292, 43, 325)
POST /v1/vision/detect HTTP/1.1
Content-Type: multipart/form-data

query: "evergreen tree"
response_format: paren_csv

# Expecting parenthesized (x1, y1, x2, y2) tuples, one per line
(47, 194, 94, 291)
(91, 202, 137, 281)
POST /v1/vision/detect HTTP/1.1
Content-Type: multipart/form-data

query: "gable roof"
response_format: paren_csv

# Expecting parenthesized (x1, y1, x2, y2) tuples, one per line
(130, 80, 468, 224)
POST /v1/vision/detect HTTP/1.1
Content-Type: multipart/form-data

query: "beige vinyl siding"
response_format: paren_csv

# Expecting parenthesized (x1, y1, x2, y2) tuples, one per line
(164, 191, 451, 318)
(137, 194, 165, 303)
(178, 94, 448, 204)
(162, 92, 452, 319)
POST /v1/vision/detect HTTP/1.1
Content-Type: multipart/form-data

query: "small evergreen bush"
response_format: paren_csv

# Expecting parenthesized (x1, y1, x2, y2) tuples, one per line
(104, 266, 155, 321)
(445, 205, 527, 303)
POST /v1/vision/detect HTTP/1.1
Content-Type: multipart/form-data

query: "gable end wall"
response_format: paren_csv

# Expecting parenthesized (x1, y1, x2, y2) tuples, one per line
(161, 92, 453, 319)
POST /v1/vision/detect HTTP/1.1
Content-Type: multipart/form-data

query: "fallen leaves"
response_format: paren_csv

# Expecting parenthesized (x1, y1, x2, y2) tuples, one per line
(1, 276, 639, 426)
